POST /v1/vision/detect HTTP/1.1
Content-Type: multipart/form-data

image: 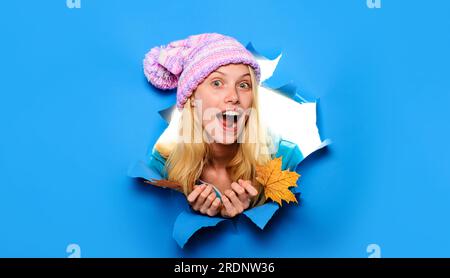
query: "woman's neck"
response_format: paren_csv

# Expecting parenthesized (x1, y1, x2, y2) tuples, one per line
(208, 142, 238, 169)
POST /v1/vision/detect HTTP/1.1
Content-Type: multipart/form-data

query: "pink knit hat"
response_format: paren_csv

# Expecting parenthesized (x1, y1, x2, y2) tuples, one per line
(143, 33, 261, 109)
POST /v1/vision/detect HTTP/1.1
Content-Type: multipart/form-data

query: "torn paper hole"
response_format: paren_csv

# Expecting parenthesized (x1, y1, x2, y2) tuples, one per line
(128, 44, 330, 248)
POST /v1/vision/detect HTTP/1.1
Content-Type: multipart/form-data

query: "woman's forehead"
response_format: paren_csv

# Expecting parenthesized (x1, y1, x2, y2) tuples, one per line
(211, 64, 250, 77)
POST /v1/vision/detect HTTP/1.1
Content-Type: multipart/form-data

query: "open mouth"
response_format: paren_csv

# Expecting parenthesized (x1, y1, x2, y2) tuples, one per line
(216, 110, 242, 132)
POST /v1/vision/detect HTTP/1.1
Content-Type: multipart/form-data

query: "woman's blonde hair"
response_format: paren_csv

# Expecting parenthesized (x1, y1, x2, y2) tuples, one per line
(155, 65, 273, 196)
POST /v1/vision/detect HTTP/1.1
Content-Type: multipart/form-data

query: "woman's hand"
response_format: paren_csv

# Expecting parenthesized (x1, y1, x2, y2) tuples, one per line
(187, 184, 221, 217)
(220, 179, 258, 218)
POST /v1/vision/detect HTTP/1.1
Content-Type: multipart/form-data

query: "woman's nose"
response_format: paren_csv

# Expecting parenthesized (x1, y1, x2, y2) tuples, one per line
(224, 87, 239, 104)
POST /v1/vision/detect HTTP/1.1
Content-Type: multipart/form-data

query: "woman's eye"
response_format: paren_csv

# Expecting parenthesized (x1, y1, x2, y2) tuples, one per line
(239, 82, 251, 89)
(211, 80, 223, 87)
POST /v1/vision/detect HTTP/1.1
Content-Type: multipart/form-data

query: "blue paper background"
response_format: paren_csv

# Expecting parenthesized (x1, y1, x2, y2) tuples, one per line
(1, 0, 450, 257)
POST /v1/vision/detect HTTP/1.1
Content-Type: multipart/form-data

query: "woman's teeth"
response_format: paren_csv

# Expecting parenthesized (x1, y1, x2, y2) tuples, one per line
(217, 111, 239, 128)
(222, 111, 240, 117)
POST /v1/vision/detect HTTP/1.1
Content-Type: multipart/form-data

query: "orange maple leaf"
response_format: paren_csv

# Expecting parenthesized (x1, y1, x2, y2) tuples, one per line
(256, 157, 301, 206)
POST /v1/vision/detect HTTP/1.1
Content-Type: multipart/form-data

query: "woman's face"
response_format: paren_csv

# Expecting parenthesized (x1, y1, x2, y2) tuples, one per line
(193, 64, 254, 144)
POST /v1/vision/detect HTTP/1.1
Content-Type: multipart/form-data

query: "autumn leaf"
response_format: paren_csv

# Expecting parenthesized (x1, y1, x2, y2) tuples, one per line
(144, 178, 182, 191)
(256, 157, 301, 206)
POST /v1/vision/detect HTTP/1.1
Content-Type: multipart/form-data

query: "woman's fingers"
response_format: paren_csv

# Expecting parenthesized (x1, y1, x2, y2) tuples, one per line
(198, 185, 212, 202)
(187, 184, 206, 203)
(192, 185, 212, 210)
(231, 182, 250, 209)
(238, 179, 258, 197)
(221, 195, 236, 217)
(190, 181, 255, 216)
(225, 190, 244, 214)
(206, 198, 221, 216)
(200, 192, 216, 214)
(231, 182, 246, 201)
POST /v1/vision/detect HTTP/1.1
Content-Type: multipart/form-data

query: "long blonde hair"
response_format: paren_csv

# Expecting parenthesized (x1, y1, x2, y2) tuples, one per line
(155, 66, 273, 196)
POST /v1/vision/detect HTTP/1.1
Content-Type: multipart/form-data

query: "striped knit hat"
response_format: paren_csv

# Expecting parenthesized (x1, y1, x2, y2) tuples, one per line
(143, 33, 261, 109)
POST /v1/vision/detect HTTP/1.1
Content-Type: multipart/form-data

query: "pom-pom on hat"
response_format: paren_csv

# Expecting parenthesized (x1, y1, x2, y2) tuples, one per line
(143, 33, 261, 109)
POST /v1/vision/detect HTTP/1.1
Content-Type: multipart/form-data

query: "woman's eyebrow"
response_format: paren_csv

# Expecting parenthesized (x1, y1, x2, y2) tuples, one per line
(213, 70, 251, 78)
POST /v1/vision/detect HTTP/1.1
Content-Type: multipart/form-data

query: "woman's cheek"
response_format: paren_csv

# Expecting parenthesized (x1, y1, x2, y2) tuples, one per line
(240, 91, 253, 108)
(201, 106, 221, 130)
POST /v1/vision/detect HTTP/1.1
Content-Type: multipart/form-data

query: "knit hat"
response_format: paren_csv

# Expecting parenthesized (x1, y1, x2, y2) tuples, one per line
(143, 33, 261, 109)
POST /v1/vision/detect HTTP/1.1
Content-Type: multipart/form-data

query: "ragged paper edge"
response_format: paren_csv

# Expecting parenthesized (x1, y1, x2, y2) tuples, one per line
(242, 141, 329, 231)
(128, 43, 330, 248)
(173, 211, 226, 248)
(128, 139, 329, 248)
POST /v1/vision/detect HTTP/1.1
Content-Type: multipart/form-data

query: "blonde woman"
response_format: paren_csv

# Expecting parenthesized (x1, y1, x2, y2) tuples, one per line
(143, 33, 298, 218)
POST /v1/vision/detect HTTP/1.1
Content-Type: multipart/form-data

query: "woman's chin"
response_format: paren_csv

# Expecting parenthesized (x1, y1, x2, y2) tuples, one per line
(213, 136, 237, 145)
(204, 126, 245, 144)
(207, 131, 240, 145)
